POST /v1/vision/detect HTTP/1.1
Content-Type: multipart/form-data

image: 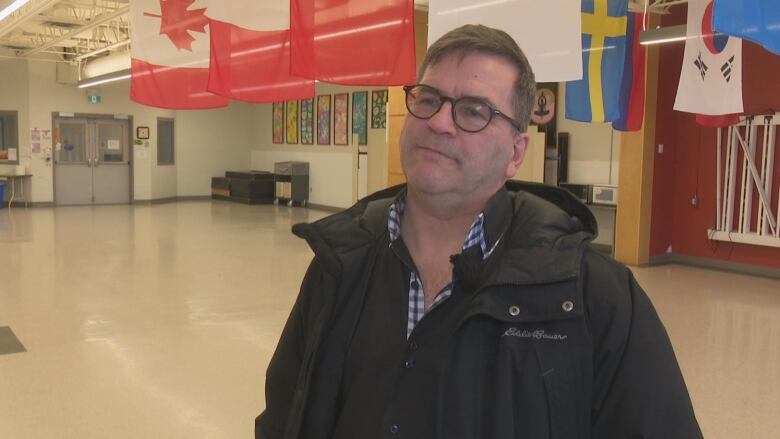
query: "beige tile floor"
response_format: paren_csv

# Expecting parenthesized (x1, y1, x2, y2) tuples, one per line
(0, 201, 778, 438)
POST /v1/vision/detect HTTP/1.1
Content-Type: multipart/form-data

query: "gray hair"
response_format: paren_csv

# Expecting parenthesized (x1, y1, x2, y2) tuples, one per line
(418, 24, 536, 133)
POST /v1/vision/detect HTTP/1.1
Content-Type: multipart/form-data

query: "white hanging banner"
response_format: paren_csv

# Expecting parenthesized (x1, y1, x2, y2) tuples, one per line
(427, 0, 582, 82)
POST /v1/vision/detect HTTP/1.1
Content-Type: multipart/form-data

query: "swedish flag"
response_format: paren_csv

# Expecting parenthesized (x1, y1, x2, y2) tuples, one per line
(566, 0, 628, 123)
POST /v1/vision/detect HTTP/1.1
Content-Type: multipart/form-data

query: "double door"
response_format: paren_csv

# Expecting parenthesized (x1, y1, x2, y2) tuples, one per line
(54, 116, 131, 205)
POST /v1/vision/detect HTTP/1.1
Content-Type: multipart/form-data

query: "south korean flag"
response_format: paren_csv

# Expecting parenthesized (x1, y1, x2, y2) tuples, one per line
(674, 0, 743, 115)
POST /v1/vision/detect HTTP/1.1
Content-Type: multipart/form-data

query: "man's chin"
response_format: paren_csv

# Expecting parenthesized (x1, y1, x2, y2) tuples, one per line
(405, 173, 456, 195)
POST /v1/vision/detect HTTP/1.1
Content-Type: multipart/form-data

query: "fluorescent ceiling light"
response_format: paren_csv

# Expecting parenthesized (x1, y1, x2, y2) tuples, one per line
(78, 69, 131, 88)
(639, 25, 688, 46)
(0, 0, 31, 21)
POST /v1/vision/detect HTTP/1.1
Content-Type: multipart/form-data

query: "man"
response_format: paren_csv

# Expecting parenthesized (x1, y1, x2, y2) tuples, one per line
(256, 24, 702, 439)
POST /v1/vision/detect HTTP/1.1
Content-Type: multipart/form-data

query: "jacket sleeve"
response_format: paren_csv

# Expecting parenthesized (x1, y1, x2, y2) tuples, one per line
(583, 251, 703, 439)
(255, 258, 326, 439)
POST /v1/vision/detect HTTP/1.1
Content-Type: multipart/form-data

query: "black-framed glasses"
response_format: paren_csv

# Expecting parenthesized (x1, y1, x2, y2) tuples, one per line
(403, 84, 523, 133)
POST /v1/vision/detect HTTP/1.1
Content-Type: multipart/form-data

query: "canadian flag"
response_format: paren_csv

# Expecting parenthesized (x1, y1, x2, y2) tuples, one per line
(206, 1, 314, 102)
(130, 0, 228, 109)
(291, 0, 416, 85)
(131, 0, 415, 108)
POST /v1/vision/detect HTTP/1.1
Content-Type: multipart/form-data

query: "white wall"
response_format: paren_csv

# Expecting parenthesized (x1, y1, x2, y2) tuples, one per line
(251, 149, 353, 208)
(0, 53, 30, 194)
(1, 57, 261, 202)
(22, 57, 177, 202)
(555, 85, 621, 248)
(251, 83, 389, 209)
(556, 85, 621, 185)
(176, 101, 257, 197)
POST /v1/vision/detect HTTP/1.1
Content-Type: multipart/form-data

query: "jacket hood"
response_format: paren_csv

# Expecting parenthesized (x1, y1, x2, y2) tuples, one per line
(292, 181, 597, 283)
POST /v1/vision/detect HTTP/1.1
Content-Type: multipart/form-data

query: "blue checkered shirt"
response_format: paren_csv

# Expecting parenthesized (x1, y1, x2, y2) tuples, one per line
(388, 193, 499, 338)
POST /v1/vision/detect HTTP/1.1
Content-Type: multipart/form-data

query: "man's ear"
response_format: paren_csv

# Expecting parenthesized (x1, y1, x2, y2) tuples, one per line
(505, 132, 530, 178)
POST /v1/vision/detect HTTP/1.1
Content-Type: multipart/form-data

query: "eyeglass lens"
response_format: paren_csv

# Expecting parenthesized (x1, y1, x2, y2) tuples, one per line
(405, 85, 494, 132)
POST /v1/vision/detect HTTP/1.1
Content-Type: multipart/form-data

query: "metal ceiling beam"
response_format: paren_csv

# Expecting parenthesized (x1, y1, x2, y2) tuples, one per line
(37, 13, 90, 26)
(20, 4, 127, 57)
(0, 38, 35, 48)
(72, 37, 128, 61)
(0, 0, 59, 39)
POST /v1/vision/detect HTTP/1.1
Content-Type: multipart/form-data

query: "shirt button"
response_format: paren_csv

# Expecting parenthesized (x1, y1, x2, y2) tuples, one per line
(562, 300, 574, 312)
(390, 424, 400, 434)
(404, 359, 415, 369)
(411, 280, 419, 289)
(508, 305, 521, 316)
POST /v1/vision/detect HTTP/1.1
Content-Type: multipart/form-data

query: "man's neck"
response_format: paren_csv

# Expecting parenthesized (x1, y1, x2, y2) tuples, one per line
(400, 188, 490, 254)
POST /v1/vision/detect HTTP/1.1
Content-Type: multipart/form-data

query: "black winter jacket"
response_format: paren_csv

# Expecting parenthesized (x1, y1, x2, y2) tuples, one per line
(255, 182, 703, 439)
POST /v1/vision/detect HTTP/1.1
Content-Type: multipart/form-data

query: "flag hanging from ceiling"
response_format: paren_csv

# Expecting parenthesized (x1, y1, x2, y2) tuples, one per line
(565, 0, 628, 123)
(696, 113, 740, 127)
(130, 0, 228, 109)
(613, 12, 646, 131)
(674, 0, 743, 115)
(428, 0, 582, 82)
(290, 0, 416, 85)
(205, 1, 315, 102)
(713, 0, 780, 56)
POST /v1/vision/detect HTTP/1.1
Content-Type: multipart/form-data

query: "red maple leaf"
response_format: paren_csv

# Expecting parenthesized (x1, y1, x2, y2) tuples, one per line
(144, 0, 209, 51)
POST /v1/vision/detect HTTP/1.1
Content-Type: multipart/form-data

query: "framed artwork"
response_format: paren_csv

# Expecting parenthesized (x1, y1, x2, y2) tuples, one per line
(300, 98, 314, 144)
(333, 93, 349, 145)
(371, 90, 388, 128)
(285, 100, 299, 144)
(272, 102, 284, 144)
(317, 94, 331, 145)
(352, 91, 368, 145)
(531, 82, 558, 148)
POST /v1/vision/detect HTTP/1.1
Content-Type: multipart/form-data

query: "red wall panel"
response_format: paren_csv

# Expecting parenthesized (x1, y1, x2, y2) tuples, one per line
(650, 8, 780, 269)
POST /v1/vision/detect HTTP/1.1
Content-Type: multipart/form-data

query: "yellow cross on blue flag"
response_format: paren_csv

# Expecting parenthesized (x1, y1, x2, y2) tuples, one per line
(565, 0, 628, 123)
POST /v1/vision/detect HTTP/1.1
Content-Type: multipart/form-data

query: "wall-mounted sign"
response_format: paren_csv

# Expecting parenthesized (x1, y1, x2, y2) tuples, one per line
(87, 94, 101, 104)
(136, 126, 150, 139)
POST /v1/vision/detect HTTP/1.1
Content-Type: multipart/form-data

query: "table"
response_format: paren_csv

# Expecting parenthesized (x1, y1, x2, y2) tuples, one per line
(0, 174, 32, 209)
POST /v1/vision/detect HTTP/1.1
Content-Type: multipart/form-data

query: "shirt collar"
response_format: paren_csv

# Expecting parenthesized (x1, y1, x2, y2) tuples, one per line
(387, 187, 512, 259)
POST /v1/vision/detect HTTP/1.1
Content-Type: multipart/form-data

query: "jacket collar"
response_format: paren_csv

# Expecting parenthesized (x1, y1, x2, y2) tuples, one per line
(292, 182, 595, 284)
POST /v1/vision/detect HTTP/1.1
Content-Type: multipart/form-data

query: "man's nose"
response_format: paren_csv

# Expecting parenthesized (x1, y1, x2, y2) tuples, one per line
(426, 101, 458, 135)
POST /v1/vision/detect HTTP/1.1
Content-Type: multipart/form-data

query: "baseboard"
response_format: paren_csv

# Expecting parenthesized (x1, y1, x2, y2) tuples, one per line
(306, 203, 344, 213)
(133, 197, 177, 205)
(175, 195, 212, 202)
(2, 201, 55, 208)
(650, 252, 780, 280)
(134, 196, 210, 205)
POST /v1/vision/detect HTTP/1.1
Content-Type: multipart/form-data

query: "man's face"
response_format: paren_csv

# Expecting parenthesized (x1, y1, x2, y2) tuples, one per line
(399, 51, 529, 202)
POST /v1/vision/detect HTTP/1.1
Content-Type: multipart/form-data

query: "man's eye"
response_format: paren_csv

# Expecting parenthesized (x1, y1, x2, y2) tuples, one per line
(416, 95, 439, 107)
(460, 104, 489, 120)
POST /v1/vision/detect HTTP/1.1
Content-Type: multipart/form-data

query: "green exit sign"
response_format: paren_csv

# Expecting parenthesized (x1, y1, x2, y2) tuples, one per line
(88, 95, 101, 104)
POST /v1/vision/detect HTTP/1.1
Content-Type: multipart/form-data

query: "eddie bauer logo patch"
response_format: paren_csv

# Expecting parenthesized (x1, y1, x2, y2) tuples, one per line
(503, 328, 568, 341)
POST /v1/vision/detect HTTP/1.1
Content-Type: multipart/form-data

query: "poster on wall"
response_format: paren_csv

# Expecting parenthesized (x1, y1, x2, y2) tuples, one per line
(317, 95, 331, 145)
(352, 91, 368, 145)
(334, 93, 349, 145)
(286, 100, 299, 144)
(272, 102, 284, 144)
(300, 98, 314, 144)
(371, 90, 388, 128)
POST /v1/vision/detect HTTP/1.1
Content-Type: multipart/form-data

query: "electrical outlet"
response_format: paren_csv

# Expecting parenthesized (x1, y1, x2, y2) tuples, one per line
(691, 195, 699, 207)
(657, 144, 664, 154)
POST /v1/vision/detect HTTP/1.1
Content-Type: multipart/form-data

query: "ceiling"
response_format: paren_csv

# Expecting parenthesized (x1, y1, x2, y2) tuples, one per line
(0, 0, 686, 68)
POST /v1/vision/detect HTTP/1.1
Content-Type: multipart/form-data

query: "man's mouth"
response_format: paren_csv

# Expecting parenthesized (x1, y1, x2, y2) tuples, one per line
(417, 145, 454, 161)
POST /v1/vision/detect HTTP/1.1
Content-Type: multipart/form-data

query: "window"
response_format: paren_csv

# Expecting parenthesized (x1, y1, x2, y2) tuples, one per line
(0, 110, 19, 163)
(157, 118, 174, 165)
